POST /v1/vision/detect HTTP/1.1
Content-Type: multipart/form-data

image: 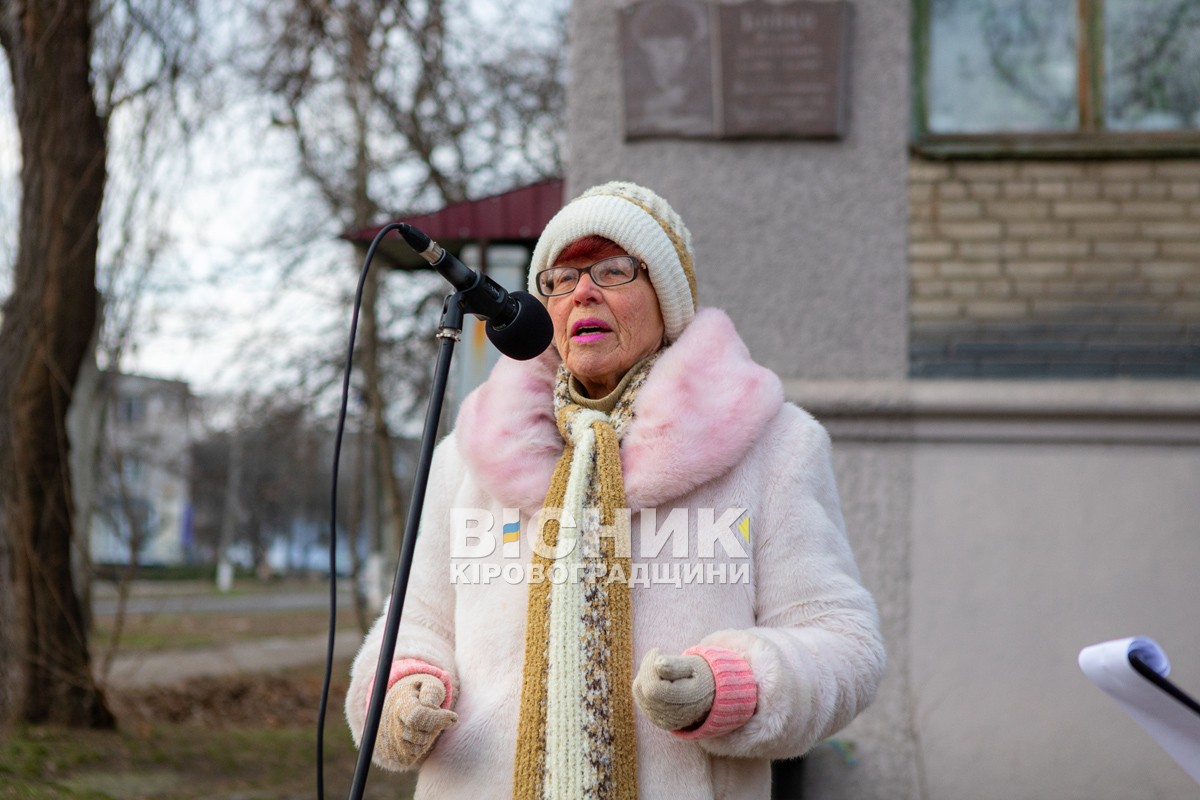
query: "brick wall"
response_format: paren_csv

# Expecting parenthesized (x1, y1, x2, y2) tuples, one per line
(908, 158, 1200, 377)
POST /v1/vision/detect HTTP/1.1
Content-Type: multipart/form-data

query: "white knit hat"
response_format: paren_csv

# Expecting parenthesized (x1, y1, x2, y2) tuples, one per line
(529, 181, 698, 342)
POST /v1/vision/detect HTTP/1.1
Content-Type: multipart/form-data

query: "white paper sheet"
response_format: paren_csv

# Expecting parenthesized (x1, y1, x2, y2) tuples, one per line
(1079, 637, 1200, 784)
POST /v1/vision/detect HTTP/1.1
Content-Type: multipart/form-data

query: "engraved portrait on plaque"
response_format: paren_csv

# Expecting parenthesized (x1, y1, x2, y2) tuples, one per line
(620, 0, 717, 138)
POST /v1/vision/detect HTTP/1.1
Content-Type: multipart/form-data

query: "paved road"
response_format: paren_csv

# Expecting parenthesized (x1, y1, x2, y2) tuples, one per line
(102, 630, 365, 689)
(92, 581, 367, 689)
(92, 587, 355, 616)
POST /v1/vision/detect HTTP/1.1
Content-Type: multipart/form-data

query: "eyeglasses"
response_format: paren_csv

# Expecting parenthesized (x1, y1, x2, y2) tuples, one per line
(535, 255, 644, 297)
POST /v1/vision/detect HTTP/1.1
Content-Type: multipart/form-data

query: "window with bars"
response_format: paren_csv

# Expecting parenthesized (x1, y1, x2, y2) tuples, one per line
(912, 0, 1200, 156)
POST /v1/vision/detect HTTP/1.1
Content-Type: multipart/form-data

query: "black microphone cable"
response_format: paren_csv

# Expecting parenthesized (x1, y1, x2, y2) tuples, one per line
(317, 222, 403, 800)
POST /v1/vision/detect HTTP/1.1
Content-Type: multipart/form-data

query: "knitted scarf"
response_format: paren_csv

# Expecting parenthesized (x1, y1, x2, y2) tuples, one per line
(512, 355, 658, 800)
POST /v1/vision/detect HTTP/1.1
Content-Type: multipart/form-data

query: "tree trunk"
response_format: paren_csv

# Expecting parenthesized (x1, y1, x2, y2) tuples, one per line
(215, 425, 245, 592)
(345, 18, 407, 595)
(359, 261, 408, 565)
(0, 0, 115, 727)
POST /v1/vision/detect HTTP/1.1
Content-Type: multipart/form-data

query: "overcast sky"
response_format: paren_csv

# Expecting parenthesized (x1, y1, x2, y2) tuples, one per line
(0, 0, 563, 401)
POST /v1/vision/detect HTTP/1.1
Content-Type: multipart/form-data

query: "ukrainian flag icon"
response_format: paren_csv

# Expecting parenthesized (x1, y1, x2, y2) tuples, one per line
(503, 520, 520, 543)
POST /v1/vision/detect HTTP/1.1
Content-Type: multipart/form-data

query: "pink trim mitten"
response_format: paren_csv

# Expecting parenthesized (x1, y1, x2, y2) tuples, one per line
(672, 645, 758, 739)
(366, 659, 457, 771)
(364, 658, 455, 717)
(633, 648, 716, 731)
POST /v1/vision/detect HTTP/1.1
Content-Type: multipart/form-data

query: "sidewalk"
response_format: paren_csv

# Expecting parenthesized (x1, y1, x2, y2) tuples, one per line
(102, 630, 364, 689)
(93, 577, 367, 689)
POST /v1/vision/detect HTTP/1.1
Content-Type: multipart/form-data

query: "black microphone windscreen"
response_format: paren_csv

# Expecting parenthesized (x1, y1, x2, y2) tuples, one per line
(486, 291, 554, 361)
(397, 223, 431, 253)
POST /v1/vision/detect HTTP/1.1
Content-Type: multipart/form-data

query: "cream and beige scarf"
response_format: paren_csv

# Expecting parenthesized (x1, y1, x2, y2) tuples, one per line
(512, 354, 658, 800)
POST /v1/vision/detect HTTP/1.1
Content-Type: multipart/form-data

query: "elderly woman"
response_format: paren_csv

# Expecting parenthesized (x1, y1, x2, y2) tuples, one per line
(346, 182, 885, 799)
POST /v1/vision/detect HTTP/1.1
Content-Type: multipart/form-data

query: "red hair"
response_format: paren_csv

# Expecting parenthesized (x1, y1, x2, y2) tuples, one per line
(554, 235, 625, 264)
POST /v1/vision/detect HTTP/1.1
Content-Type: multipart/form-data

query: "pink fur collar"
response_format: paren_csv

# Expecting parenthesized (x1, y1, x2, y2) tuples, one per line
(454, 308, 783, 512)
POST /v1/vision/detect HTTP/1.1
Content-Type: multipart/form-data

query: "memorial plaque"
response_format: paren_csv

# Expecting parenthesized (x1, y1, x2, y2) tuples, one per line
(619, 0, 853, 140)
(620, 0, 717, 138)
(717, 2, 851, 138)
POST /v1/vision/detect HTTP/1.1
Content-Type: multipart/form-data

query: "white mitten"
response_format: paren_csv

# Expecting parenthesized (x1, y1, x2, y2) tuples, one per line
(375, 673, 458, 769)
(632, 648, 715, 731)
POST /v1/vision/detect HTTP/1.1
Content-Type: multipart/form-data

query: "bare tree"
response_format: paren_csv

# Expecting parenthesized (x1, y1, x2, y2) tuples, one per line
(0, 0, 114, 727)
(188, 398, 351, 577)
(94, 440, 154, 681)
(0, 0, 208, 726)
(241, 0, 565, 600)
(74, 59, 206, 687)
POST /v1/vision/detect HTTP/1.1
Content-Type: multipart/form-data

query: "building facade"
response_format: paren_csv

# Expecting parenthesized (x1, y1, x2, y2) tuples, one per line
(83, 372, 194, 567)
(909, 158, 1200, 376)
(567, 1, 1200, 798)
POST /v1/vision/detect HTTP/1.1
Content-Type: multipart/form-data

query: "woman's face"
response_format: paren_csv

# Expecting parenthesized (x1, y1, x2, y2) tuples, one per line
(547, 242, 665, 398)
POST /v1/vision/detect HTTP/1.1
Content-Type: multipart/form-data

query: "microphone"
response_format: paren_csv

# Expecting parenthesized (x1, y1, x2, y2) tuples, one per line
(395, 223, 553, 361)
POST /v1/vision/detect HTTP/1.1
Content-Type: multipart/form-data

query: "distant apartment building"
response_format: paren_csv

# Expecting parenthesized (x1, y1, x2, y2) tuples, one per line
(82, 372, 194, 566)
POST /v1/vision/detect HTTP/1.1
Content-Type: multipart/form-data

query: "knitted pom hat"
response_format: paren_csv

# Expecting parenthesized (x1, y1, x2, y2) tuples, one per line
(529, 181, 699, 342)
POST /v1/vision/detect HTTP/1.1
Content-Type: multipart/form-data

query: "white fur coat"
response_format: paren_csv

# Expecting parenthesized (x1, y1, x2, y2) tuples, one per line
(346, 308, 885, 799)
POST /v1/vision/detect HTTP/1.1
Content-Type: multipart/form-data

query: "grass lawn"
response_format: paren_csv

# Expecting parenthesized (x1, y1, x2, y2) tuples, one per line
(0, 661, 417, 800)
(91, 608, 339, 652)
(3, 584, 413, 800)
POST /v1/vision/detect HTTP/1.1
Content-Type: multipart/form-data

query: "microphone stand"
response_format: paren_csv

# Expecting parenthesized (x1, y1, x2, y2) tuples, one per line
(347, 290, 466, 800)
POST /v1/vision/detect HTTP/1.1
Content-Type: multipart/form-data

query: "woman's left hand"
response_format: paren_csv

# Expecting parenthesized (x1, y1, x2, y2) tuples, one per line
(632, 648, 715, 731)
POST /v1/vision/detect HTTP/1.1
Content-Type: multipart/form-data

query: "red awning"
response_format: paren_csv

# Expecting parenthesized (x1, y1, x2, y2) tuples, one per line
(344, 178, 564, 271)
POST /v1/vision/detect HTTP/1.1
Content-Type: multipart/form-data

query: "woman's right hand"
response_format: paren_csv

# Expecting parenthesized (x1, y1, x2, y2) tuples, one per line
(376, 673, 459, 769)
